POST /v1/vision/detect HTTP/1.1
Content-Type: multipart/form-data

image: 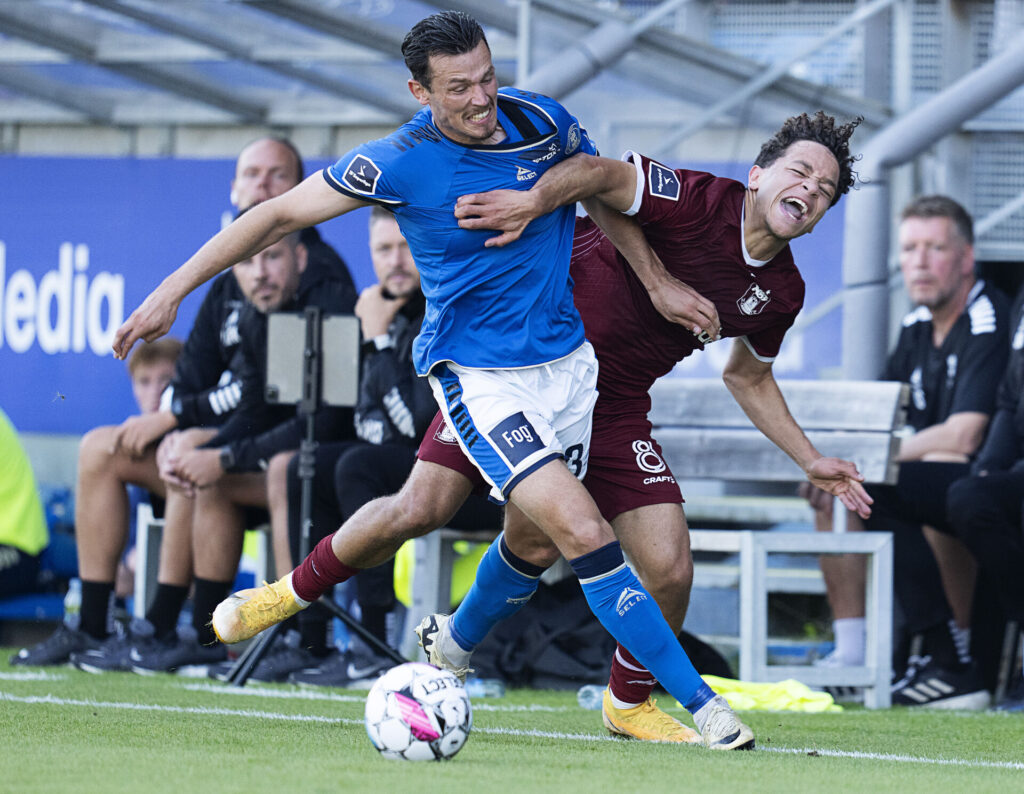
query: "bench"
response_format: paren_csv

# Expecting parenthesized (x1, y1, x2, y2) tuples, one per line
(412, 377, 906, 708)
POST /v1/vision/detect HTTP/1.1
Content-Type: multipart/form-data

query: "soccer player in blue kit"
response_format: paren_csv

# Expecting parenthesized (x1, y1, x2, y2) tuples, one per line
(113, 11, 753, 749)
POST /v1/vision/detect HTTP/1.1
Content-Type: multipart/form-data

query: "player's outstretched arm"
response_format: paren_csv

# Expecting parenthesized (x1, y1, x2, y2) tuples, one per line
(722, 340, 872, 518)
(455, 154, 636, 247)
(113, 176, 365, 359)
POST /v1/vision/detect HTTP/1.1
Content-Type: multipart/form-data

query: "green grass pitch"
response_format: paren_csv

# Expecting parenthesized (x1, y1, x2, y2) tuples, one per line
(2, 650, 1022, 793)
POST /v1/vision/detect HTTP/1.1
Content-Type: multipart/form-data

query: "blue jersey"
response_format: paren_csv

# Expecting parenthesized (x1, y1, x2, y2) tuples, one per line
(324, 87, 597, 375)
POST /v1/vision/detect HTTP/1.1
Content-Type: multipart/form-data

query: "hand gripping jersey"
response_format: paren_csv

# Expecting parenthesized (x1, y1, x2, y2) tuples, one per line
(570, 152, 805, 419)
(324, 87, 596, 375)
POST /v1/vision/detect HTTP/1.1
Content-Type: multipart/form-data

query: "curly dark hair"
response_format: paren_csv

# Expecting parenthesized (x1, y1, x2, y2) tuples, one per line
(401, 11, 488, 90)
(754, 111, 862, 206)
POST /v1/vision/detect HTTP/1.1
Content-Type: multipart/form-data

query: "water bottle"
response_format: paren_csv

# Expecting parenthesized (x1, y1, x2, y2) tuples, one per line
(63, 577, 82, 630)
(464, 678, 505, 698)
(576, 684, 605, 710)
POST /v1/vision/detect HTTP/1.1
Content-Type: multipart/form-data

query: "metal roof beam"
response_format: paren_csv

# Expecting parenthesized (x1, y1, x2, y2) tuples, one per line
(0, 5, 268, 123)
(241, 0, 409, 57)
(0, 64, 114, 123)
(78, 0, 411, 118)
(431, 0, 888, 127)
(243, 0, 516, 86)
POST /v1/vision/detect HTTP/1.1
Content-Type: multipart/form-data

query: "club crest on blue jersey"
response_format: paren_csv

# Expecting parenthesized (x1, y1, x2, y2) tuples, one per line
(648, 162, 680, 201)
(342, 155, 381, 195)
(737, 282, 771, 315)
(566, 123, 581, 155)
(489, 412, 544, 465)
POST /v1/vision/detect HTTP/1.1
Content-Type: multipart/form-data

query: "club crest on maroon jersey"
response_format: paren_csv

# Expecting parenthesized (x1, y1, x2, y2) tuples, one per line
(737, 283, 771, 315)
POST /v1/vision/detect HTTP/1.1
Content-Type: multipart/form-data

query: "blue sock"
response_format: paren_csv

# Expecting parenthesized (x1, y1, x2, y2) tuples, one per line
(570, 541, 715, 714)
(448, 533, 545, 652)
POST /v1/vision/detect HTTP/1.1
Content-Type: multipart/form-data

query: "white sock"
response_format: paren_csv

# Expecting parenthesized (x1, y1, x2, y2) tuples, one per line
(284, 572, 311, 608)
(438, 620, 472, 667)
(693, 694, 728, 734)
(833, 617, 866, 665)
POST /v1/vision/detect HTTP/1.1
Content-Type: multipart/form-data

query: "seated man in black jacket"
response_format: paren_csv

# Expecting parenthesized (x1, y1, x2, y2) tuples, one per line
(128, 227, 357, 673)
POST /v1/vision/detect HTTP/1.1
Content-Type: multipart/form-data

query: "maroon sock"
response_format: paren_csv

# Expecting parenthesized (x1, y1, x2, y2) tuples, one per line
(290, 535, 360, 603)
(607, 643, 658, 706)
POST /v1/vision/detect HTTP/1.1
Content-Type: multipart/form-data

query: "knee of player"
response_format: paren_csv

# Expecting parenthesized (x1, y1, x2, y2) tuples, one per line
(564, 515, 616, 554)
(389, 493, 449, 539)
(642, 555, 693, 597)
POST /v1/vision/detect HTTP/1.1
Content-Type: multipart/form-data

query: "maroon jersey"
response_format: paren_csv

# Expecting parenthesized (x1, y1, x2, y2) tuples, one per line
(419, 153, 809, 520)
(571, 152, 805, 420)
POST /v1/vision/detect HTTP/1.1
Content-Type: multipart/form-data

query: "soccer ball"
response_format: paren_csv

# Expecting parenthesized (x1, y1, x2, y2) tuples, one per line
(364, 662, 473, 761)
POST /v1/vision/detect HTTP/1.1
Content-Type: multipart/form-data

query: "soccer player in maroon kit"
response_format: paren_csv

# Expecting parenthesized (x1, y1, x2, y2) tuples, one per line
(415, 111, 872, 742)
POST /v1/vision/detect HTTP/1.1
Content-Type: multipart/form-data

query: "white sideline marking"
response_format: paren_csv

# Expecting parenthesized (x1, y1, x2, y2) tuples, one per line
(5, 690, 1024, 770)
(180, 682, 570, 711)
(763, 746, 1024, 771)
(0, 672, 66, 681)
(182, 683, 363, 703)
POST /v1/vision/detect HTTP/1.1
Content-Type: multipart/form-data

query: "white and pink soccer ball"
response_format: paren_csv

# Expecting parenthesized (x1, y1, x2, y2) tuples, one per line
(364, 662, 473, 761)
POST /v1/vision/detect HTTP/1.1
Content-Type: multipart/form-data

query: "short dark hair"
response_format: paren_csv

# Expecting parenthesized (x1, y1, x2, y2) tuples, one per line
(128, 337, 182, 377)
(901, 195, 974, 245)
(754, 111, 862, 206)
(401, 11, 487, 90)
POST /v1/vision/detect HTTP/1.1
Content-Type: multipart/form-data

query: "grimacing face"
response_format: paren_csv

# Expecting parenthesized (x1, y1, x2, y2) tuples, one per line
(408, 40, 500, 146)
(747, 140, 839, 241)
(369, 215, 420, 299)
(898, 216, 974, 311)
(232, 236, 307, 314)
(231, 139, 302, 210)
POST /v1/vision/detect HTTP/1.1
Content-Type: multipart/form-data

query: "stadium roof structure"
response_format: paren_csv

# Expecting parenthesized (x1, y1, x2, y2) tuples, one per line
(0, 0, 891, 137)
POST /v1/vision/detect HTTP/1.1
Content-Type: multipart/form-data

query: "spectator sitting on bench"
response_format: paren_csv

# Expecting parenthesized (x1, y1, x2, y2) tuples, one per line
(125, 226, 357, 675)
(250, 207, 501, 684)
(802, 195, 1009, 708)
(9, 338, 182, 667)
(946, 284, 1024, 711)
(0, 408, 50, 599)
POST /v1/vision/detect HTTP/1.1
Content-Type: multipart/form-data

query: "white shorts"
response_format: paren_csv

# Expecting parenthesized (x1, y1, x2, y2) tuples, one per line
(428, 343, 599, 504)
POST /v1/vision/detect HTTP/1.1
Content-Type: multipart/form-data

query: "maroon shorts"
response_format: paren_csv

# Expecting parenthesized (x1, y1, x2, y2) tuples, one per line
(584, 411, 683, 521)
(417, 410, 682, 519)
(417, 412, 489, 495)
